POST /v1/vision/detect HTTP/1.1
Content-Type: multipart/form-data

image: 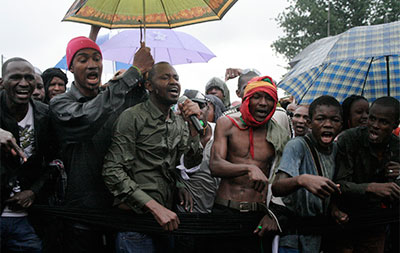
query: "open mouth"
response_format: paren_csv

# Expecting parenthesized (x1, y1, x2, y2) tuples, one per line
(15, 89, 31, 99)
(255, 109, 269, 118)
(86, 72, 99, 85)
(368, 130, 379, 141)
(320, 132, 334, 144)
(168, 86, 180, 97)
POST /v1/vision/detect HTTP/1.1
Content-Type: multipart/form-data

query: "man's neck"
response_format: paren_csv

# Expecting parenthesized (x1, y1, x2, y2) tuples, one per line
(6, 97, 29, 122)
(231, 114, 268, 130)
(308, 133, 333, 154)
(370, 140, 390, 156)
(75, 82, 99, 98)
(200, 122, 212, 147)
(149, 96, 172, 119)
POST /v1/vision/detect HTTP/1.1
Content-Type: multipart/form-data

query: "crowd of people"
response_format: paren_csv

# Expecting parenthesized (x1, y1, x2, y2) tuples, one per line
(0, 32, 399, 253)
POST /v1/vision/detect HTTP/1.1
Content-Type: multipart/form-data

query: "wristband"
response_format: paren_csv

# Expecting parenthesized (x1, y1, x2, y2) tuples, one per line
(132, 65, 142, 76)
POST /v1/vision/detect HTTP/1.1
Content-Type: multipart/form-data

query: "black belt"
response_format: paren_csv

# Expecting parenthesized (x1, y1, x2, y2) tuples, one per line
(214, 197, 267, 213)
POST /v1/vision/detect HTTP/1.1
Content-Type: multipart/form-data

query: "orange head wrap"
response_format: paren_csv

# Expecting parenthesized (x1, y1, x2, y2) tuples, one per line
(239, 76, 278, 127)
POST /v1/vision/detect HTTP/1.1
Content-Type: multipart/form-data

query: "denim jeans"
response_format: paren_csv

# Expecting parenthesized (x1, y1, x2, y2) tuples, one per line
(116, 231, 174, 253)
(116, 231, 155, 253)
(0, 216, 42, 252)
(278, 247, 300, 253)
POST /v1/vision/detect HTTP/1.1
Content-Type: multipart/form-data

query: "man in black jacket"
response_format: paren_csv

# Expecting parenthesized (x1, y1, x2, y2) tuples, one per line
(0, 57, 53, 252)
(49, 36, 154, 252)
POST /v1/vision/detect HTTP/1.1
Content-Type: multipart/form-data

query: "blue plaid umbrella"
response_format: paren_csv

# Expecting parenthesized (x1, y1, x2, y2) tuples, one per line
(279, 21, 400, 104)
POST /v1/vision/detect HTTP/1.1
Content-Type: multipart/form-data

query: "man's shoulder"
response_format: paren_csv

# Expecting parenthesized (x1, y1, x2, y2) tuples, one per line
(50, 89, 76, 105)
(285, 137, 307, 151)
(216, 113, 240, 129)
(337, 126, 365, 146)
(120, 101, 148, 117)
(32, 99, 49, 113)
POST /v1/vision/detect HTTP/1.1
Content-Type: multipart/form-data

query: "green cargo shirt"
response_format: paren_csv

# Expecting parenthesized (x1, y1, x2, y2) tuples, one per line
(103, 99, 203, 213)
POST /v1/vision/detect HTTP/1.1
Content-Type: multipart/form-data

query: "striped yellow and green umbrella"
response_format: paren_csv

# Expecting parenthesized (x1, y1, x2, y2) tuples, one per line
(63, 0, 237, 29)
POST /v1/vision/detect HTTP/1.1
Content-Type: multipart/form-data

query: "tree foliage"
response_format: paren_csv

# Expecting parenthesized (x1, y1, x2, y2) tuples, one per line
(272, 0, 400, 62)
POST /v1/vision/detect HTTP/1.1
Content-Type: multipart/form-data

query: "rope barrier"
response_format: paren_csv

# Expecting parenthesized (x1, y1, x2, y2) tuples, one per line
(30, 205, 399, 236)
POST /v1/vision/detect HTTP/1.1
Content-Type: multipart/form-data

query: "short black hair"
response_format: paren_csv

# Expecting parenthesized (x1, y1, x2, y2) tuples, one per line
(2, 57, 30, 77)
(147, 61, 171, 83)
(341, 95, 368, 130)
(309, 95, 342, 120)
(371, 96, 400, 125)
(238, 71, 258, 90)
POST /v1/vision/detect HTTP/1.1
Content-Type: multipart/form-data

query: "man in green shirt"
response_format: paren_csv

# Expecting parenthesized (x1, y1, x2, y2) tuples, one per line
(103, 62, 203, 253)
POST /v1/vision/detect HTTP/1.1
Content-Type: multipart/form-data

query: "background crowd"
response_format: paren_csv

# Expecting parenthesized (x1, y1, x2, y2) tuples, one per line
(0, 32, 399, 253)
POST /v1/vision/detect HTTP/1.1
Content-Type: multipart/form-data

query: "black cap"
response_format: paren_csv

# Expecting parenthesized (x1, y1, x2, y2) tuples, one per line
(183, 89, 208, 104)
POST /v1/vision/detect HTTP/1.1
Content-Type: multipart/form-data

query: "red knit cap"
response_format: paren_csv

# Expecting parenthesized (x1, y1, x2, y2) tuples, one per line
(66, 36, 102, 69)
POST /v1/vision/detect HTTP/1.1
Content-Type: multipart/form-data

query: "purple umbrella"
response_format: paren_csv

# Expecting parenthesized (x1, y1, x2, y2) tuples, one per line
(100, 29, 216, 65)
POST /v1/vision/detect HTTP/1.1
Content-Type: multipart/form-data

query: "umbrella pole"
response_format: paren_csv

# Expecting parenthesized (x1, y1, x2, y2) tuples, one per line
(361, 57, 374, 97)
(143, 0, 146, 43)
(386, 56, 390, 96)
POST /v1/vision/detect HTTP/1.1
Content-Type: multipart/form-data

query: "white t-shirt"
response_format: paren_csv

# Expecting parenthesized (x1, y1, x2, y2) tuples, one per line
(2, 103, 35, 217)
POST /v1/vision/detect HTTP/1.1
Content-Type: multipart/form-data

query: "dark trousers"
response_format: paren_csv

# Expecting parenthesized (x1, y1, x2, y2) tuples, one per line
(201, 204, 274, 253)
(324, 225, 386, 253)
(63, 222, 115, 253)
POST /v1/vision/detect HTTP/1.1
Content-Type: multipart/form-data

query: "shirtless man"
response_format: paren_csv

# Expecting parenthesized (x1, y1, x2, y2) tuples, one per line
(210, 76, 290, 253)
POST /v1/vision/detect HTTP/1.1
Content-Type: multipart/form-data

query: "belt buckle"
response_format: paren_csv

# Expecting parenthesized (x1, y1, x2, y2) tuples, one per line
(239, 202, 251, 212)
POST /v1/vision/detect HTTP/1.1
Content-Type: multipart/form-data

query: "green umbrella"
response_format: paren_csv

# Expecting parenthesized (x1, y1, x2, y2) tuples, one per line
(63, 0, 237, 29)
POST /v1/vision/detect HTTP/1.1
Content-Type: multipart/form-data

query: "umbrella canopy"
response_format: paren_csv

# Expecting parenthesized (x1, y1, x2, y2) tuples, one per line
(62, 0, 237, 29)
(100, 29, 216, 65)
(279, 21, 400, 104)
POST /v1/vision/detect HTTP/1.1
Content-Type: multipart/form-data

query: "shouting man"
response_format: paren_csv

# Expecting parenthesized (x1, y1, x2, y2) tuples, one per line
(210, 76, 289, 253)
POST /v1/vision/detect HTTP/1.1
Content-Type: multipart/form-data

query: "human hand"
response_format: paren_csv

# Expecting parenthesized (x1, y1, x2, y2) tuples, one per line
(133, 42, 154, 75)
(331, 206, 349, 225)
(385, 161, 400, 179)
(145, 200, 180, 231)
(178, 99, 203, 136)
(5, 190, 35, 210)
(247, 165, 269, 193)
(367, 182, 400, 202)
(297, 174, 340, 199)
(178, 188, 193, 212)
(225, 68, 242, 81)
(253, 214, 278, 237)
(0, 128, 27, 162)
(178, 99, 202, 121)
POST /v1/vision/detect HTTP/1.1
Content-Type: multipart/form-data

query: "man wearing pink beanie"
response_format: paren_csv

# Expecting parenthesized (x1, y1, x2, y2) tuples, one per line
(49, 36, 154, 252)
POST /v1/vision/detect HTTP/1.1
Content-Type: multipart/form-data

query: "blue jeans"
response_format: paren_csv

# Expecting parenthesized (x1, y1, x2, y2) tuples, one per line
(116, 231, 155, 253)
(0, 216, 42, 252)
(278, 247, 300, 253)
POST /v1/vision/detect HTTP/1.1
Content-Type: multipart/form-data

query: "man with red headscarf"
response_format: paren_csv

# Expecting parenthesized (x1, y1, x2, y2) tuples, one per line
(210, 76, 290, 253)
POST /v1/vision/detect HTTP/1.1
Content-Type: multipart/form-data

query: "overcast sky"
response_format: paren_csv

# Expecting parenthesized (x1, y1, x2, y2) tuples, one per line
(0, 0, 290, 102)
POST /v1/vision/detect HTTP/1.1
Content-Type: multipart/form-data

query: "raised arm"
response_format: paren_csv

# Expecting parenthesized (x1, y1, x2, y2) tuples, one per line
(50, 45, 154, 141)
